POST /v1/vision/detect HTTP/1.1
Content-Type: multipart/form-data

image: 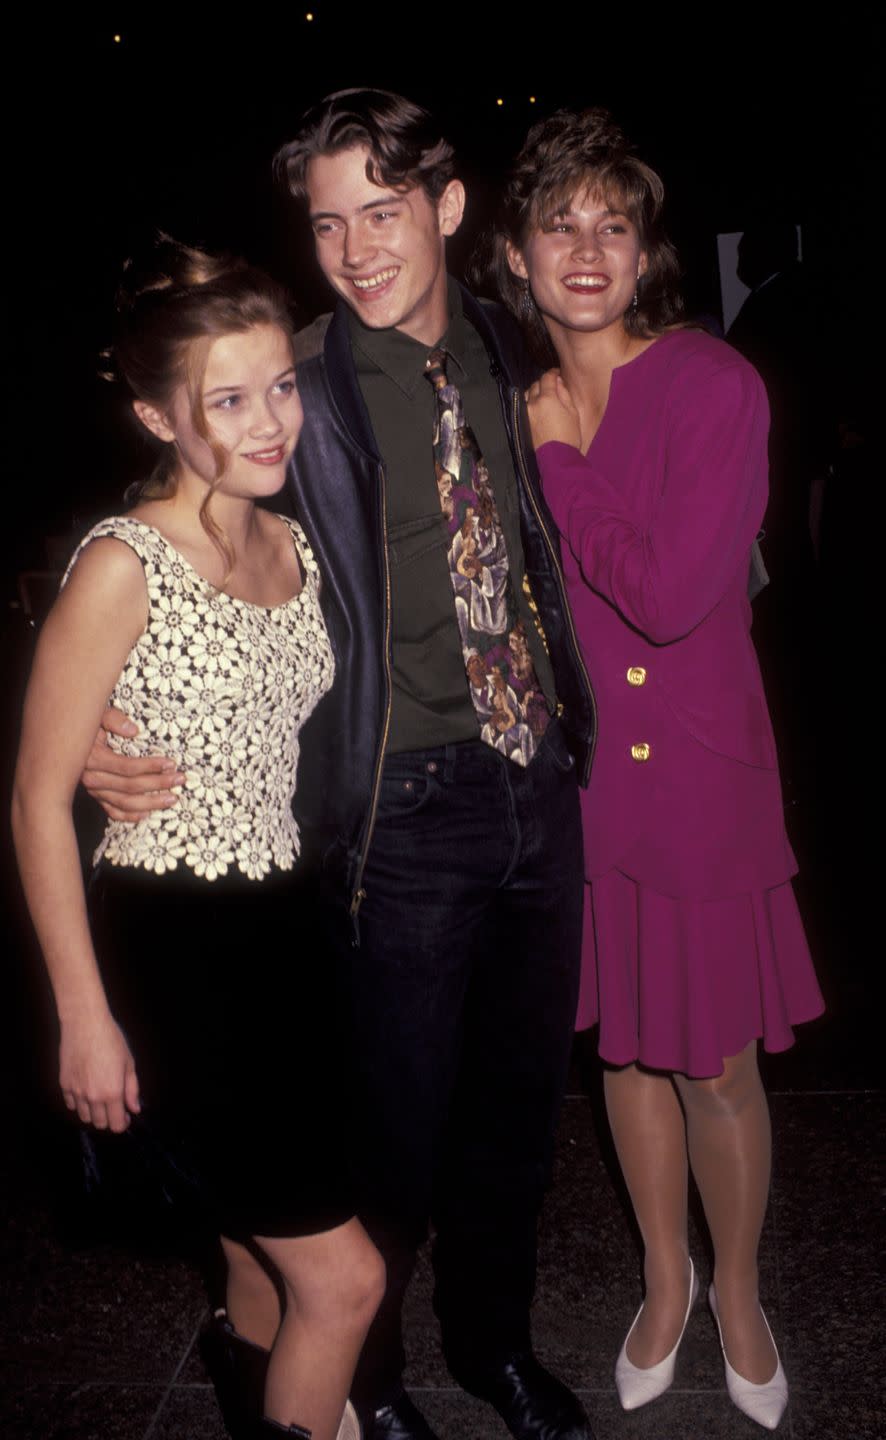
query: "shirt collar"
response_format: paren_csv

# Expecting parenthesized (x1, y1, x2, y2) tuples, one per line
(347, 276, 470, 398)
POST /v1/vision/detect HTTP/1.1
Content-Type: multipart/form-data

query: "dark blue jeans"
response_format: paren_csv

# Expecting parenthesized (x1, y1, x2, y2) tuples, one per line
(348, 722, 584, 1405)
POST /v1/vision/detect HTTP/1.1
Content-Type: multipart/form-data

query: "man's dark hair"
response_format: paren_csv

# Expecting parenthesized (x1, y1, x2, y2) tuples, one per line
(275, 88, 456, 204)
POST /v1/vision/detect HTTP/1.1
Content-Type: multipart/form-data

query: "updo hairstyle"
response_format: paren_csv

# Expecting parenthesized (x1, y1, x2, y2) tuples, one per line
(104, 235, 294, 574)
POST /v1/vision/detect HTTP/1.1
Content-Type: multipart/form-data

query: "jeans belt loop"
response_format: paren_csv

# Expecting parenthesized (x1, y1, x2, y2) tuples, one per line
(442, 743, 458, 785)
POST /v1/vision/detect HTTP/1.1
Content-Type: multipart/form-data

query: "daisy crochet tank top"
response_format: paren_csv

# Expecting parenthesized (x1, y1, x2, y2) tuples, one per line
(66, 515, 335, 882)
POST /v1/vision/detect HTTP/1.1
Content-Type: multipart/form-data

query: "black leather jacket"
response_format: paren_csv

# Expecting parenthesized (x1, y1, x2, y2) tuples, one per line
(285, 284, 596, 913)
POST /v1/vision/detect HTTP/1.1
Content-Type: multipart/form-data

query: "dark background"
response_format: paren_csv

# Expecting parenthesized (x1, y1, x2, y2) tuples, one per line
(8, 9, 876, 572)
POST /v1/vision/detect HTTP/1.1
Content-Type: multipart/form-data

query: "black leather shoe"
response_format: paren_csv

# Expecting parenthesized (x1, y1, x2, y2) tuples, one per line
(360, 1389, 442, 1440)
(458, 1353, 595, 1440)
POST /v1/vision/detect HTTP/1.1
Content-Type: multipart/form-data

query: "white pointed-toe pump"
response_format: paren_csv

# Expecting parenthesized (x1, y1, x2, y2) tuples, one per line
(615, 1258, 700, 1410)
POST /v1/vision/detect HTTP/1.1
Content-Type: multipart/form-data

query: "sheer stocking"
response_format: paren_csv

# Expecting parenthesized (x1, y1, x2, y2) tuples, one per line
(604, 1064, 692, 1367)
(606, 1042, 778, 1381)
(674, 1041, 778, 1383)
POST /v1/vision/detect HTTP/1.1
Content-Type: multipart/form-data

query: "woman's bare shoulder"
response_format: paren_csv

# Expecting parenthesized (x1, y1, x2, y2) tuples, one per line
(60, 526, 149, 620)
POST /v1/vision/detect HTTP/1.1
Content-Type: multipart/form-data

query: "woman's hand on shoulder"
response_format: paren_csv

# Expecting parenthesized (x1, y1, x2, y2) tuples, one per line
(524, 370, 583, 451)
(59, 1007, 141, 1133)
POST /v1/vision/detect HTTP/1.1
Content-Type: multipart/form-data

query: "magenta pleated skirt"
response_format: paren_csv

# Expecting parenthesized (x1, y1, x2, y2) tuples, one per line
(577, 870, 824, 1078)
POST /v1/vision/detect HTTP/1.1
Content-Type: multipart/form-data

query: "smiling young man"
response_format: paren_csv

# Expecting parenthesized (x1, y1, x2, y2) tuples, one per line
(275, 90, 597, 1440)
(306, 143, 461, 341)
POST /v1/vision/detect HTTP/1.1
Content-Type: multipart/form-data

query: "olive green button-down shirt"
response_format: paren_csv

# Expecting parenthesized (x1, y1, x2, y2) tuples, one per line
(348, 285, 556, 754)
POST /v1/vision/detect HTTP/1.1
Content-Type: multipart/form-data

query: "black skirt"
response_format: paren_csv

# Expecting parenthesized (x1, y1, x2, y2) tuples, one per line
(86, 860, 355, 1241)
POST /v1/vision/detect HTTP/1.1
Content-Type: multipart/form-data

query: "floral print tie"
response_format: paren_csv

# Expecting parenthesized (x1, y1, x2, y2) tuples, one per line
(425, 347, 549, 766)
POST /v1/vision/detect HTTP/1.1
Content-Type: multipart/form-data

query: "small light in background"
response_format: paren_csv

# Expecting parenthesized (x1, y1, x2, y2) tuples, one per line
(496, 98, 504, 107)
(113, 34, 122, 43)
(306, 10, 314, 18)
(529, 96, 536, 104)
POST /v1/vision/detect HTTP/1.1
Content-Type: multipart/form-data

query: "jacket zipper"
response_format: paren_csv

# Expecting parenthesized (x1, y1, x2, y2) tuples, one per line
(350, 461, 393, 918)
(509, 389, 597, 786)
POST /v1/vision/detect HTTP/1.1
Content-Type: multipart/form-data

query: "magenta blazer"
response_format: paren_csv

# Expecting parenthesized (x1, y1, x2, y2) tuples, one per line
(537, 330, 797, 900)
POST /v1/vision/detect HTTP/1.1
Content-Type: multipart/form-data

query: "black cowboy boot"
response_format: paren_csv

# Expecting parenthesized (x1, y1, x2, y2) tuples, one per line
(200, 1308, 270, 1439)
(201, 1307, 362, 1440)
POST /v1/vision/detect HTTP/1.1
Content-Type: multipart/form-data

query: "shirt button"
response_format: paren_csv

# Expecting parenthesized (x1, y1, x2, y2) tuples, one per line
(631, 743, 651, 762)
(426, 761, 438, 774)
(626, 666, 647, 686)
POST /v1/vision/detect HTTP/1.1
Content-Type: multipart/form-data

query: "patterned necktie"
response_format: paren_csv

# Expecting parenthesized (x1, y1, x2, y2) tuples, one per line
(425, 347, 549, 766)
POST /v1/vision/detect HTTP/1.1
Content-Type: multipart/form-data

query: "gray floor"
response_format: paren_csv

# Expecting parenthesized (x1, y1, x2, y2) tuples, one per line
(3, 1068, 883, 1440)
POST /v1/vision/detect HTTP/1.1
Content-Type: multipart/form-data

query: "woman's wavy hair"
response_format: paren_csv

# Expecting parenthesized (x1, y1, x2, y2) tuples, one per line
(473, 108, 683, 367)
(104, 235, 293, 583)
(274, 87, 456, 203)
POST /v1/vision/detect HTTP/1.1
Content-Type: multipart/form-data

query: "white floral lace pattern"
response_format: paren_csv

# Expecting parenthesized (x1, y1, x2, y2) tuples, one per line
(65, 516, 335, 882)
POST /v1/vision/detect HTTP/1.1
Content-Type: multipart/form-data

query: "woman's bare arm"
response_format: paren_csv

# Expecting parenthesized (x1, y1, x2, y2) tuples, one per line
(12, 538, 151, 1130)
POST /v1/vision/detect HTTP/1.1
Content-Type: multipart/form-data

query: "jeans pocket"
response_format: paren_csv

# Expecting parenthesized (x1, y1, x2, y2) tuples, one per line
(375, 764, 441, 820)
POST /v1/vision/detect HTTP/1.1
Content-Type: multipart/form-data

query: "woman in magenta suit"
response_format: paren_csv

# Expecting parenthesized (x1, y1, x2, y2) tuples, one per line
(486, 109, 823, 1430)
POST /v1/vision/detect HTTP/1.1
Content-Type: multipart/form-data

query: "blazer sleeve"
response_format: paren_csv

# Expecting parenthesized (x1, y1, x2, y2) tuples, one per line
(536, 359, 769, 644)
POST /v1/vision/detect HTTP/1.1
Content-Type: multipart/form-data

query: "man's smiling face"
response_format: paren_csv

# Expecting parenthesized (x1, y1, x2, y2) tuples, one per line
(306, 145, 464, 347)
